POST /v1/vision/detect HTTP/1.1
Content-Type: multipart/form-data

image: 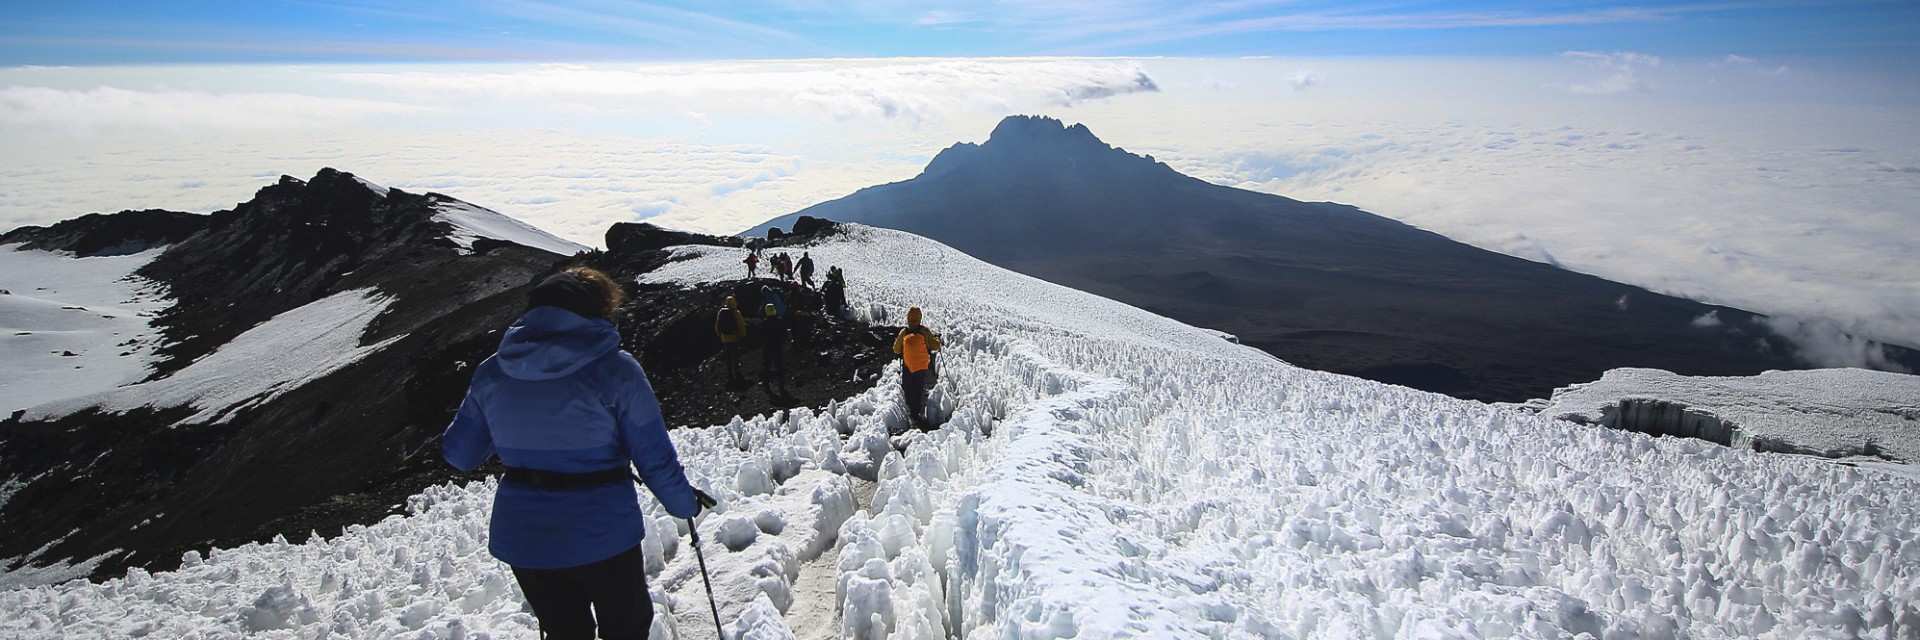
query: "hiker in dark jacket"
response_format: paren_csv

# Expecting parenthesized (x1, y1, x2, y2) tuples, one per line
(762, 285, 787, 318)
(743, 251, 759, 279)
(714, 295, 748, 384)
(758, 303, 789, 395)
(443, 267, 714, 640)
(798, 252, 816, 289)
(823, 266, 848, 318)
(892, 306, 942, 428)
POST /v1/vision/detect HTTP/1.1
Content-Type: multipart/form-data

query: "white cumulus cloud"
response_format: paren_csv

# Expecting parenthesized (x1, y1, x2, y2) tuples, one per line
(1288, 70, 1319, 91)
(1762, 316, 1909, 372)
(1561, 51, 1661, 94)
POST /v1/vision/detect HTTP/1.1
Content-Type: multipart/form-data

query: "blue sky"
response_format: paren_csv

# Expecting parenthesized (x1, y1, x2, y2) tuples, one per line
(4, 1, 1918, 64)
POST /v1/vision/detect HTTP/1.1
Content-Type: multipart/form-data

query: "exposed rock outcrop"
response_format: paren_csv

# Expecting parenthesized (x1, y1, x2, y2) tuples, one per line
(1, 209, 207, 256)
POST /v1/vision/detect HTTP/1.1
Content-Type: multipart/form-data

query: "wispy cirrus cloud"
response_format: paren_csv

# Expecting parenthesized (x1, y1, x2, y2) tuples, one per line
(333, 58, 1160, 124)
(481, 0, 831, 56)
(1011, 3, 1691, 53)
(4, 0, 1910, 63)
(1717, 53, 1790, 77)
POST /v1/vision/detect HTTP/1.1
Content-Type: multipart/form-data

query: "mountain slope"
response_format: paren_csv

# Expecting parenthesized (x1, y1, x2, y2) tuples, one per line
(751, 116, 1920, 402)
(0, 174, 898, 587)
(0, 170, 577, 582)
(6, 223, 1914, 638)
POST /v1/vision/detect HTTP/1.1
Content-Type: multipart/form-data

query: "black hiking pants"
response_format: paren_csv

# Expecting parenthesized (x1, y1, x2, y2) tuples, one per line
(722, 342, 742, 380)
(511, 544, 651, 640)
(902, 368, 928, 422)
(762, 340, 787, 386)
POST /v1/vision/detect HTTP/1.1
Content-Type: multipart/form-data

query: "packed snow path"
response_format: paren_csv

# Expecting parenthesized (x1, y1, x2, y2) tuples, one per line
(3, 226, 1917, 638)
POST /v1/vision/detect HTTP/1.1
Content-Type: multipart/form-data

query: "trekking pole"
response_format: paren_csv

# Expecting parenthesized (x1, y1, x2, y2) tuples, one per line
(687, 518, 725, 637)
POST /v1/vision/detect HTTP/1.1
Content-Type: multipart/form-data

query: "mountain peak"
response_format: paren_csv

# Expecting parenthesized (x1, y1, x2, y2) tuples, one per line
(983, 115, 1119, 157)
(920, 115, 1171, 181)
(987, 115, 1099, 145)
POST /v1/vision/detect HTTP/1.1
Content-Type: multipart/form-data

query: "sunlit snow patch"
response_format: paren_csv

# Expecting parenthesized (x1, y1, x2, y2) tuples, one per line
(0, 244, 172, 416)
(351, 175, 391, 198)
(432, 199, 588, 256)
(26, 288, 402, 426)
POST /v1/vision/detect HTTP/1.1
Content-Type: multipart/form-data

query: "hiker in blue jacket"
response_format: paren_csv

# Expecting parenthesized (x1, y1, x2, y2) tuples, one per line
(443, 266, 714, 640)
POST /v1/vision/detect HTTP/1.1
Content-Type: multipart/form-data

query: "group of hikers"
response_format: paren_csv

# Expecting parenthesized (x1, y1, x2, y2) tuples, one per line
(440, 244, 942, 638)
(743, 249, 848, 315)
(741, 249, 817, 288)
(719, 249, 857, 398)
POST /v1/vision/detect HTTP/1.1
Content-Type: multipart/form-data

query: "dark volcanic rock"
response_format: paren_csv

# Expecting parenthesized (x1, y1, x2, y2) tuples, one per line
(606, 221, 743, 255)
(788, 215, 837, 238)
(0, 168, 568, 582)
(750, 115, 1920, 402)
(1, 209, 207, 256)
(137, 168, 453, 378)
(591, 219, 891, 429)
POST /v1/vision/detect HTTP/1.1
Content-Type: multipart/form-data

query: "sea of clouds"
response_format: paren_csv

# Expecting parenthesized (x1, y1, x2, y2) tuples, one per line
(2, 56, 1916, 359)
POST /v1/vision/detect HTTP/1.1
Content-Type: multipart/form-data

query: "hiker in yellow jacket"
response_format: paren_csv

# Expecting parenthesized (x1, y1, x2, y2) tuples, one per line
(714, 296, 748, 385)
(892, 306, 942, 428)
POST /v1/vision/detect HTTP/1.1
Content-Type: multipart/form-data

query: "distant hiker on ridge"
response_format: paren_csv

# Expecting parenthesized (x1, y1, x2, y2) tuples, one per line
(743, 250, 759, 279)
(442, 266, 716, 640)
(823, 266, 848, 318)
(798, 252, 816, 289)
(893, 306, 942, 429)
(714, 295, 748, 385)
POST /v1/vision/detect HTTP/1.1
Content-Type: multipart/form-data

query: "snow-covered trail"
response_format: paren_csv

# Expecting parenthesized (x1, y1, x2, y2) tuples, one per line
(3, 225, 1916, 639)
(657, 227, 1920, 638)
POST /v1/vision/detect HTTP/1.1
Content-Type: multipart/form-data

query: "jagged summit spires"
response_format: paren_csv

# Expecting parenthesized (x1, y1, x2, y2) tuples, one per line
(918, 114, 1182, 187)
(985, 114, 1102, 146)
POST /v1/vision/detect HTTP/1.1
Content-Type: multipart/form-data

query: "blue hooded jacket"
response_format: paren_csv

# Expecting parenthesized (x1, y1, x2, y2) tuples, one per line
(442, 306, 700, 569)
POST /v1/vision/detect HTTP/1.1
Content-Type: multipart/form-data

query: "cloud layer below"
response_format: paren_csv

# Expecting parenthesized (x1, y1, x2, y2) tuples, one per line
(3, 56, 1917, 355)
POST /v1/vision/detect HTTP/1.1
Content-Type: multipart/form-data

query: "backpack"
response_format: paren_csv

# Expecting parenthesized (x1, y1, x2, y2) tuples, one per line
(903, 330, 931, 373)
(715, 308, 739, 337)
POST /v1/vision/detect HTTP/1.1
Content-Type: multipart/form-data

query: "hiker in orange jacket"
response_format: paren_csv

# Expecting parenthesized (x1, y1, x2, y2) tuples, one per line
(892, 306, 943, 428)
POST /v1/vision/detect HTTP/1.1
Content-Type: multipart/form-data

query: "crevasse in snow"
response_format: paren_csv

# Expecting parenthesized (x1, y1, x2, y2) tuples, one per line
(2, 225, 1916, 639)
(1538, 367, 1920, 465)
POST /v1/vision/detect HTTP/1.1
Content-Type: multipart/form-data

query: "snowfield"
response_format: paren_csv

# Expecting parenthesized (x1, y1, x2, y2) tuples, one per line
(3, 225, 1917, 638)
(0, 243, 172, 417)
(23, 288, 404, 426)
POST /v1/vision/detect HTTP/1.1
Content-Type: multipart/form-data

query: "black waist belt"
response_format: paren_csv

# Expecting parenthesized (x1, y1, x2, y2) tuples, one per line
(503, 467, 634, 490)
